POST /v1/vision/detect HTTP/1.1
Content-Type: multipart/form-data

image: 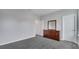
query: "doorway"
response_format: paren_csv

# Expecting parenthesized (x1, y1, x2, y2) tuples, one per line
(62, 14, 77, 43)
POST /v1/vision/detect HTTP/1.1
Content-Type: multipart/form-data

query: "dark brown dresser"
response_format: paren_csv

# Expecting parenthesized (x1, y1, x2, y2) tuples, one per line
(43, 29, 60, 41)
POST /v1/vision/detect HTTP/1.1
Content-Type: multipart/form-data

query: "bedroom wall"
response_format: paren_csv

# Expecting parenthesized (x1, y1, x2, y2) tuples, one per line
(0, 10, 40, 45)
(39, 9, 76, 40)
(78, 10, 79, 34)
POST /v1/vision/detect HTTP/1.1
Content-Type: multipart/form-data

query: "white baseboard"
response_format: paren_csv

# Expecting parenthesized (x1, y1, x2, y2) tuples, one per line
(0, 35, 35, 46)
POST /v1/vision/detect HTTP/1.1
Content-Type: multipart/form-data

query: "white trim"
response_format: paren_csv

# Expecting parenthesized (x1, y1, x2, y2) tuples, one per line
(0, 35, 35, 46)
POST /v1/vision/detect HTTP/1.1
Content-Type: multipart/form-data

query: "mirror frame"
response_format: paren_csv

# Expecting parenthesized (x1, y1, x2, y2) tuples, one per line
(47, 20, 56, 30)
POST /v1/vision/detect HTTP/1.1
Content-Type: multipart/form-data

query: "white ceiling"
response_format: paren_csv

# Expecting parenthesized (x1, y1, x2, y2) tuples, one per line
(0, 9, 61, 16)
(31, 9, 61, 16)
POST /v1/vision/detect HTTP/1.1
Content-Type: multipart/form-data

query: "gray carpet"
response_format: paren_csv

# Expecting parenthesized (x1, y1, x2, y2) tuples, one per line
(0, 36, 78, 49)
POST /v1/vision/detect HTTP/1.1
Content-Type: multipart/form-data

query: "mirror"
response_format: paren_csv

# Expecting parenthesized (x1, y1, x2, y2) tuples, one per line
(47, 20, 56, 30)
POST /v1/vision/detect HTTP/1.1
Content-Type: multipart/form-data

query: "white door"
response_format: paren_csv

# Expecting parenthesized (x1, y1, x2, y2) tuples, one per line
(62, 14, 77, 43)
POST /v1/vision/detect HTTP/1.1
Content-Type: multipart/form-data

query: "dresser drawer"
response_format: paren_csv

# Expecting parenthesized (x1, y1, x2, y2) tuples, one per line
(43, 30, 60, 41)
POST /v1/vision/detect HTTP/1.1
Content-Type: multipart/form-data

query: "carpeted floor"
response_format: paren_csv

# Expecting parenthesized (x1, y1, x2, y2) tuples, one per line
(0, 36, 78, 49)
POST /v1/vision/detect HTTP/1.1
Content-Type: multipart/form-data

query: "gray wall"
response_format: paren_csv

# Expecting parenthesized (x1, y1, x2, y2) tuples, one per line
(78, 10, 79, 34)
(0, 9, 40, 45)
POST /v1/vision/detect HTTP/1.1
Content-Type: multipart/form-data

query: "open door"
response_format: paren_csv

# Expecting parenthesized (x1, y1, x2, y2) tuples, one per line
(62, 14, 77, 43)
